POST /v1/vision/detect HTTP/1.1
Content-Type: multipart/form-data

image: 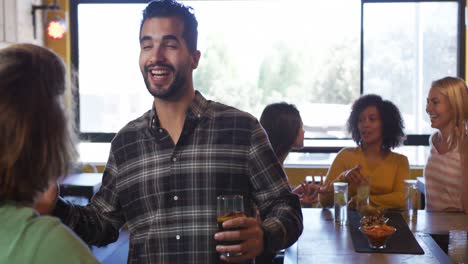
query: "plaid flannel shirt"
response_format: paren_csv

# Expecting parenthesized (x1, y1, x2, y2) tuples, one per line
(55, 91, 302, 263)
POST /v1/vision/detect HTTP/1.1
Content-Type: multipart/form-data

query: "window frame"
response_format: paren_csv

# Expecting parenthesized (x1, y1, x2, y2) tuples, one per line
(70, 0, 465, 152)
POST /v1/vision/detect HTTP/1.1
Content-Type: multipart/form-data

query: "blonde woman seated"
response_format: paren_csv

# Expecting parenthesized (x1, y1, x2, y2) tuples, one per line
(424, 77, 468, 213)
(319, 94, 409, 210)
(0, 44, 98, 263)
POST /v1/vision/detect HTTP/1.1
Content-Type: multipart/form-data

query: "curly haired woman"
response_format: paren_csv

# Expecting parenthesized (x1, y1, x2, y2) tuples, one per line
(319, 94, 409, 210)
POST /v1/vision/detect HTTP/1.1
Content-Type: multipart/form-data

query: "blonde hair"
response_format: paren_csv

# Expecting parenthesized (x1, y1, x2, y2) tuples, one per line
(431, 76, 468, 151)
(0, 44, 77, 204)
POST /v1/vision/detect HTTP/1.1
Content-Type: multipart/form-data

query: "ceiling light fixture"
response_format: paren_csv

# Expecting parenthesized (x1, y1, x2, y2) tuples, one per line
(31, 0, 65, 39)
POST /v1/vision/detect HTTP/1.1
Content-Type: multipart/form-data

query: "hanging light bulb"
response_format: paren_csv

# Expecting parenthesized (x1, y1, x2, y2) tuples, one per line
(31, 0, 67, 40)
(47, 17, 67, 40)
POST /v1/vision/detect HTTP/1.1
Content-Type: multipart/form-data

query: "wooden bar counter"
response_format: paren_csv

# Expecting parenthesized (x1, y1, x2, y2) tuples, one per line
(284, 208, 468, 264)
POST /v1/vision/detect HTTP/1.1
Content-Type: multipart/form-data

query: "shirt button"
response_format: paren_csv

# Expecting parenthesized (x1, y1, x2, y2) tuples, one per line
(158, 128, 163, 133)
(197, 114, 201, 118)
(172, 157, 177, 162)
(174, 196, 178, 201)
(176, 235, 181, 240)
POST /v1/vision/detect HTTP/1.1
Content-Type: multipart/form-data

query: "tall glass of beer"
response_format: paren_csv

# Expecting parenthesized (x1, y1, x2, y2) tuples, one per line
(216, 195, 246, 257)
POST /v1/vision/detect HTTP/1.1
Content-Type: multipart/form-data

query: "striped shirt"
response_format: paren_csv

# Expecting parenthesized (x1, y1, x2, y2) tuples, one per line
(54, 91, 302, 264)
(424, 135, 463, 212)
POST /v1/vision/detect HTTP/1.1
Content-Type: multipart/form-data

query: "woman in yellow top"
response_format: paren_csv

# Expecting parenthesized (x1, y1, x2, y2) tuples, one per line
(319, 94, 409, 210)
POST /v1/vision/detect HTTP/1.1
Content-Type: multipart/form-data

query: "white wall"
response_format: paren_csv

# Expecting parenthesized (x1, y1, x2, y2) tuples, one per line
(0, 0, 44, 48)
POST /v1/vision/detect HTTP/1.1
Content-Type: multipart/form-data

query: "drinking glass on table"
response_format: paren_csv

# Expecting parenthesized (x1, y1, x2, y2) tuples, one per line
(333, 182, 348, 225)
(403, 179, 418, 222)
(216, 195, 246, 257)
(448, 230, 468, 263)
(356, 176, 370, 214)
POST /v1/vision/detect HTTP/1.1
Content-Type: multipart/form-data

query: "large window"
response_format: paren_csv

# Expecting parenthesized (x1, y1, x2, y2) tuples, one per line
(360, 0, 461, 166)
(363, 1, 458, 135)
(75, 0, 361, 137)
(71, 0, 464, 166)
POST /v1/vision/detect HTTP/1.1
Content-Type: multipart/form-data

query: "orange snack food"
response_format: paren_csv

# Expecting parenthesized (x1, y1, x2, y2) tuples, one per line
(360, 224, 396, 249)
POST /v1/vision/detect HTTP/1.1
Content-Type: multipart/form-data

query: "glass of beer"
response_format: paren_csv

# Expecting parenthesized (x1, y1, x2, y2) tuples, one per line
(216, 195, 246, 257)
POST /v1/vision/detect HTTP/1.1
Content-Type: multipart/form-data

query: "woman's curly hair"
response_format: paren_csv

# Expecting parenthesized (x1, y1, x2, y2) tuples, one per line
(347, 94, 405, 151)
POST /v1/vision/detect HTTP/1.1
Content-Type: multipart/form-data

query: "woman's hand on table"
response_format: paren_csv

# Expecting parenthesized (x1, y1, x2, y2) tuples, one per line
(299, 180, 320, 206)
(318, 182, 333, 194)
(292, 176, 324, 206)
(317, 183, 334, 208)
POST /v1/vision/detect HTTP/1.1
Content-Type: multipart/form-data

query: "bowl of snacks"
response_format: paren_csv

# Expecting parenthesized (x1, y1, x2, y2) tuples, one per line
(360, 215, 389, 228)
(359, 224, 396, 249)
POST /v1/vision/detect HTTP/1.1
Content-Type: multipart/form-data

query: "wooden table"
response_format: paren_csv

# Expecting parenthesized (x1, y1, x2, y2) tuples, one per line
(284, 208, 468, 264)
(59, 173, 103, 201)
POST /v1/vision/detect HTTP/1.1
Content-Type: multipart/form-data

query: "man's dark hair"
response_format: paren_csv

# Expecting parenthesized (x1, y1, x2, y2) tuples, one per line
(140, 0, 198, 53)
(260, 102, 302, 159)
(346, 94, 405, 151)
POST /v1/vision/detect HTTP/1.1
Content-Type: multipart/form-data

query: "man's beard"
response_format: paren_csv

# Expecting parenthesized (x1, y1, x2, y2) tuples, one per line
(143, 64, 188, 101)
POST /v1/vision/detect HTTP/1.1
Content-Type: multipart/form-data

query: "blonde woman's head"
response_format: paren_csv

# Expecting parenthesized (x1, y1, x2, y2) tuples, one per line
(428, 76, 468, 148)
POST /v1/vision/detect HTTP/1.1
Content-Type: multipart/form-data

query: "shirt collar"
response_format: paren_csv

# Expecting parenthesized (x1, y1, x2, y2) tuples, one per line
(149, 90, 209, 129)
(187, 90, 209, 120)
